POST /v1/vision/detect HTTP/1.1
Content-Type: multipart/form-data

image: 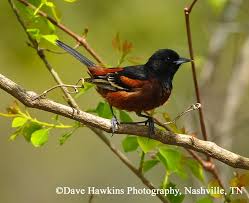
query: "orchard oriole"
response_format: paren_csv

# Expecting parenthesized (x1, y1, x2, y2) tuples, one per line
(55, 40, 191, 135)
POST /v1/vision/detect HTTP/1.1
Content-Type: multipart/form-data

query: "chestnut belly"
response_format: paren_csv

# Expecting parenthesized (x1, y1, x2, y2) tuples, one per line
(98, 88, 171, 113)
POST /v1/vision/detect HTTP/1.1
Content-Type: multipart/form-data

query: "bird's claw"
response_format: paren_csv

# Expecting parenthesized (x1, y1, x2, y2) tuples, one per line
(110, 116, 120, 136)
(70, 106, 81, 115)
(145, 117, 155, 137)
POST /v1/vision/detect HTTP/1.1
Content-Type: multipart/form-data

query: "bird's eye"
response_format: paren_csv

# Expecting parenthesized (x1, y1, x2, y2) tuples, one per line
(166, 57, 170, 61)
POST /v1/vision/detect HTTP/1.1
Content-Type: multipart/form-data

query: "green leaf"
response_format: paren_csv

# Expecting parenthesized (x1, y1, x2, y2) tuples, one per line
(122, 136, 139, 152)
(95, 102, 104, 115)
(27, 28, 40, 35)
(45, 1, 54, 7)
(165, 182, 185, 203)
(59, 131, 74, 145)
(46, 19, 56, 32)
(16, 1, 34, 18)
(186, 159, 205, 183)
(64, 0, 77, 2)
(9, 133, 19, 141)
(95, 102, 112, 119)
(158, 147, 182, 173)
(41, 34, 58, 44)
(12, 117, 27, 128)
(119, 110, 132, 122)
(197, 196, 213, 203)
(22, 121, 43, 142)
(27, 28, 41, 41)
(143, 159, 159, 173)
(157, 152, 168, 168)
(31, 128, 50, 147)
(59, 127, 78, 145)
(137, 136, 160, 153)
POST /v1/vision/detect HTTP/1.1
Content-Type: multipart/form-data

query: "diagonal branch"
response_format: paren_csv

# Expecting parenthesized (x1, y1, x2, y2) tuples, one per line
(1, 73, 249, 170)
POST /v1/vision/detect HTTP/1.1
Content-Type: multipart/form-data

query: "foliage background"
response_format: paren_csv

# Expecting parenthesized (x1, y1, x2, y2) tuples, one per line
(0, 0, 249, 202)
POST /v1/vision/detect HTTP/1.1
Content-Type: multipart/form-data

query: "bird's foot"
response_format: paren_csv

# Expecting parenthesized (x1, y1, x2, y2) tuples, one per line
(70, 106, 81, 115)
(144, 117, 155, 137)
(110, 116, 120, 136)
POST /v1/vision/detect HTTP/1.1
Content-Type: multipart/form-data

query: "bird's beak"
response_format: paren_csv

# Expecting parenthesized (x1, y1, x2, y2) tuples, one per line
(175, 57, 192, 65)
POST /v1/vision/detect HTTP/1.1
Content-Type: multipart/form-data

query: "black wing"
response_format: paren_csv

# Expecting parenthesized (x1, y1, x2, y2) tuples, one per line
(87, 65, 149, 91)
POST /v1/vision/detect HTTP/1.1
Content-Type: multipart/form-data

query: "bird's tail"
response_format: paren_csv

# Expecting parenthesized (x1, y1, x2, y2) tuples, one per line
(55, 40, 96, 67)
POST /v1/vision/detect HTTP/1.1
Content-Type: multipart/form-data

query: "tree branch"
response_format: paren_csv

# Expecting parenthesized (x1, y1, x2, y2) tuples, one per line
(1, 73, 249, 170)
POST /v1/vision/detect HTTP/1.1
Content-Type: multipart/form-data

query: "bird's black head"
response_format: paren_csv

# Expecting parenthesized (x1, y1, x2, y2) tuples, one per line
(145, 49, 191, 80)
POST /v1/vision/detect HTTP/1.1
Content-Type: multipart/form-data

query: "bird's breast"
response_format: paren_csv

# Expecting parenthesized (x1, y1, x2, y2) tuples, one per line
(97, 78, 171, 112)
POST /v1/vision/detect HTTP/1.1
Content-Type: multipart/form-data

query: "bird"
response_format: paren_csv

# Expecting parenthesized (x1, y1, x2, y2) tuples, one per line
(55, 40, 191, 135)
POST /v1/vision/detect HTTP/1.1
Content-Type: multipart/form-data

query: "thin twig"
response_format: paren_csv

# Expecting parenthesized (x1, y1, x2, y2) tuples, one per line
(88, 194, 94, 203)
(146, 103, 201, 131)
(184, 0, 208, 142)
(164, 103, 201, 125)
(187, 0, 198, 13)
(33, 84, 83, 100)
(138, 151, 145, 174)
(186, 149, 213, 171)
(184, 0, 226, 195)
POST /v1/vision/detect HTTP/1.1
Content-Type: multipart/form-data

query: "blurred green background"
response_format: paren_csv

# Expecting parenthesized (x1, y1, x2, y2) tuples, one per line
(0, 0, 249, 202)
